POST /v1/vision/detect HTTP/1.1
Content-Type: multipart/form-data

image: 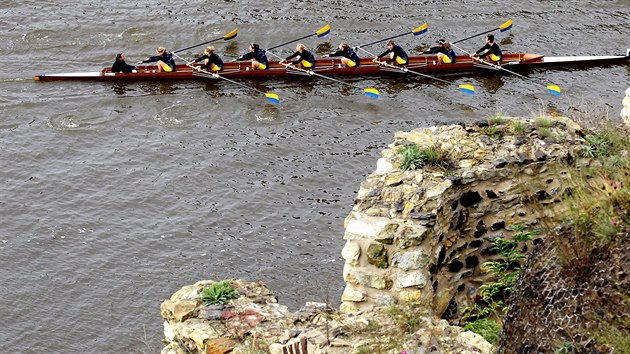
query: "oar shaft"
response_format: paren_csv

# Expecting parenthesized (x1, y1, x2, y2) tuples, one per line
(172, 52, 267, 95)
(451, 43, 540, 83)
(267, 33, 313, 52)
(452, 19, 512, 44)
(358, 31, 410, 49)
(452, 29, 496, 45)
(358, 47, 454, 85)
(267, 49, 361, 89)
(174, 36, 222, 53)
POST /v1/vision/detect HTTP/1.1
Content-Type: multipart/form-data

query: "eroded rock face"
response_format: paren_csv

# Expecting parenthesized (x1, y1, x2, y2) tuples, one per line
(341, 117, 588, 318)
(161, 279, 494, 354)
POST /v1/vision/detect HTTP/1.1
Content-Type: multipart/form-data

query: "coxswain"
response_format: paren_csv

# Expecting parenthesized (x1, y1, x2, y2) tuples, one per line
(111, 52, 137, 73)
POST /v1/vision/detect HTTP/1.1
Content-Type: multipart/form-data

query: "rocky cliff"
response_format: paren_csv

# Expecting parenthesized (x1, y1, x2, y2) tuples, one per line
(160, 111, 629, 353)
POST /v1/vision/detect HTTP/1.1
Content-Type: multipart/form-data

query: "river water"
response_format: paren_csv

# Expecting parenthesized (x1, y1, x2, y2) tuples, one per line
(1, 0, 629, 352)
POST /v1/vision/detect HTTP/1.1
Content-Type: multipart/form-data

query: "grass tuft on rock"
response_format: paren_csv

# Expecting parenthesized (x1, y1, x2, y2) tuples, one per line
(398, 145, 445, 171)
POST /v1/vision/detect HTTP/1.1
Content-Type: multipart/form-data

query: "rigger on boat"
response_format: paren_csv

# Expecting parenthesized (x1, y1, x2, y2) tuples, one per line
(34, 20, 630, 104)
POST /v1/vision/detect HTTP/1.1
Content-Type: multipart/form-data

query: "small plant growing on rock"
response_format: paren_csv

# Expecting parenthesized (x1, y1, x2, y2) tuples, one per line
(538, 127, 553, 138)
(581, 133, 613, 158)
(509, 120, 527, 135)
(463, 318, 501, 345)
(398, 145, 445, 171)
(535, 116, 554, 128)
(201, 280, 240, 305)
(461, 224, 537, 344)
(489, 114, 506, 125)
(481, 126, 502, 140)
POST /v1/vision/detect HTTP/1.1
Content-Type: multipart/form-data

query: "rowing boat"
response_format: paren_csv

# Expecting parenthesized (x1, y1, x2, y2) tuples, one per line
(34, 51, 630, 82)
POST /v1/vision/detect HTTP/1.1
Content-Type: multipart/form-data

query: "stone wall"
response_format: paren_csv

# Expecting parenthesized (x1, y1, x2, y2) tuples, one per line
(340, 117, 587, 319)
(160, 279, 493, 354)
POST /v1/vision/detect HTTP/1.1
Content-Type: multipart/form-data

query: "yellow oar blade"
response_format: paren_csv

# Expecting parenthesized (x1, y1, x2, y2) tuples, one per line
(499, 19, 513, 32)
(316, 24, 331, 38)
(223, 28, 238, 41)
(412, 23, 428, 36)
(547, 85, 561, 96)
(458, 84, 475, 95)
(265, 93, 280, 104)
(364, 88, 380, 99)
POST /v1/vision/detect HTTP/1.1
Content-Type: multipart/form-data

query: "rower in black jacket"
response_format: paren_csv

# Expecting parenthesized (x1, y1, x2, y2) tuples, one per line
(423, 39, 456, 64)
(233, 43, 269, 70)
(323, 42, 360, 67)
(280, 43, 316, 68)
(471, 34, 503, 62)
(194, 46, 224, 71)
(138, 47, 177, 72)
(375, 40, 408, 65)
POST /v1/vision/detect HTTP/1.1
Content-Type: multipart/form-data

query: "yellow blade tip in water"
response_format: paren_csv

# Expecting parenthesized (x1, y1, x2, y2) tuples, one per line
(459, 84, 475, 95)
(364, 88, 380, 99)
(412, 23, 429, 36)
(316, 24, 331, 38)
(547, 85, 561, 96)
(223, 28, 238, 40)
(265, 93, 280, 104)
(500, 19, 513, 32)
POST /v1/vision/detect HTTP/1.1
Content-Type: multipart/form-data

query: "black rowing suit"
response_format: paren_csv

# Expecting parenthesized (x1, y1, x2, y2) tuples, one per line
(476, 42, 503, 61)
(285, 50, 316, 68)
(111, 59, 136, 73)
(141, 52, 177, 71)
(194, 53, 224, 71)
(329, 48, 360, 67)
(378, 44, 409, 64)
(423, 46, 456, 63)
(236, 49, 269, 69)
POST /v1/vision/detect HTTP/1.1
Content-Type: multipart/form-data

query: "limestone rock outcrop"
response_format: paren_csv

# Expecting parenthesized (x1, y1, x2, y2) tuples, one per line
(160, 279, 493, 354)
(341, 117, 587, 319)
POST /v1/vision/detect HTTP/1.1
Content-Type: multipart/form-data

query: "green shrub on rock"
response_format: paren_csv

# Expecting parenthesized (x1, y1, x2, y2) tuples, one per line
(201, 280, 240, 305)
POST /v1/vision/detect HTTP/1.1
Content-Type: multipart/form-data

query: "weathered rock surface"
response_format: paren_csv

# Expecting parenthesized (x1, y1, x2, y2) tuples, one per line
(341, 117, 587, 319)
(161, 280, 494, 354)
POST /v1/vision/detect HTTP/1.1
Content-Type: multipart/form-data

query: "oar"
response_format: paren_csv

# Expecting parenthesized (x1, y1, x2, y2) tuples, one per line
(355, 23, 428, 49)
(356, 47, 475, 95)
(266, 50, 379, 99)
(173, 28, 239, 53)
(450, 43, 561, 96)
(452, 19, 513, 44)
(173, 53, 280, 104)
(266, 24, 331, 52)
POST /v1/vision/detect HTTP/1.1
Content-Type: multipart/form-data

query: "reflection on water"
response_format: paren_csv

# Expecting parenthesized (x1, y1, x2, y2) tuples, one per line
(480, 74, 506, 94)
(223, 41, 240, 57)
(315, 42, 332, 55)
(112, 83, 130, 95)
